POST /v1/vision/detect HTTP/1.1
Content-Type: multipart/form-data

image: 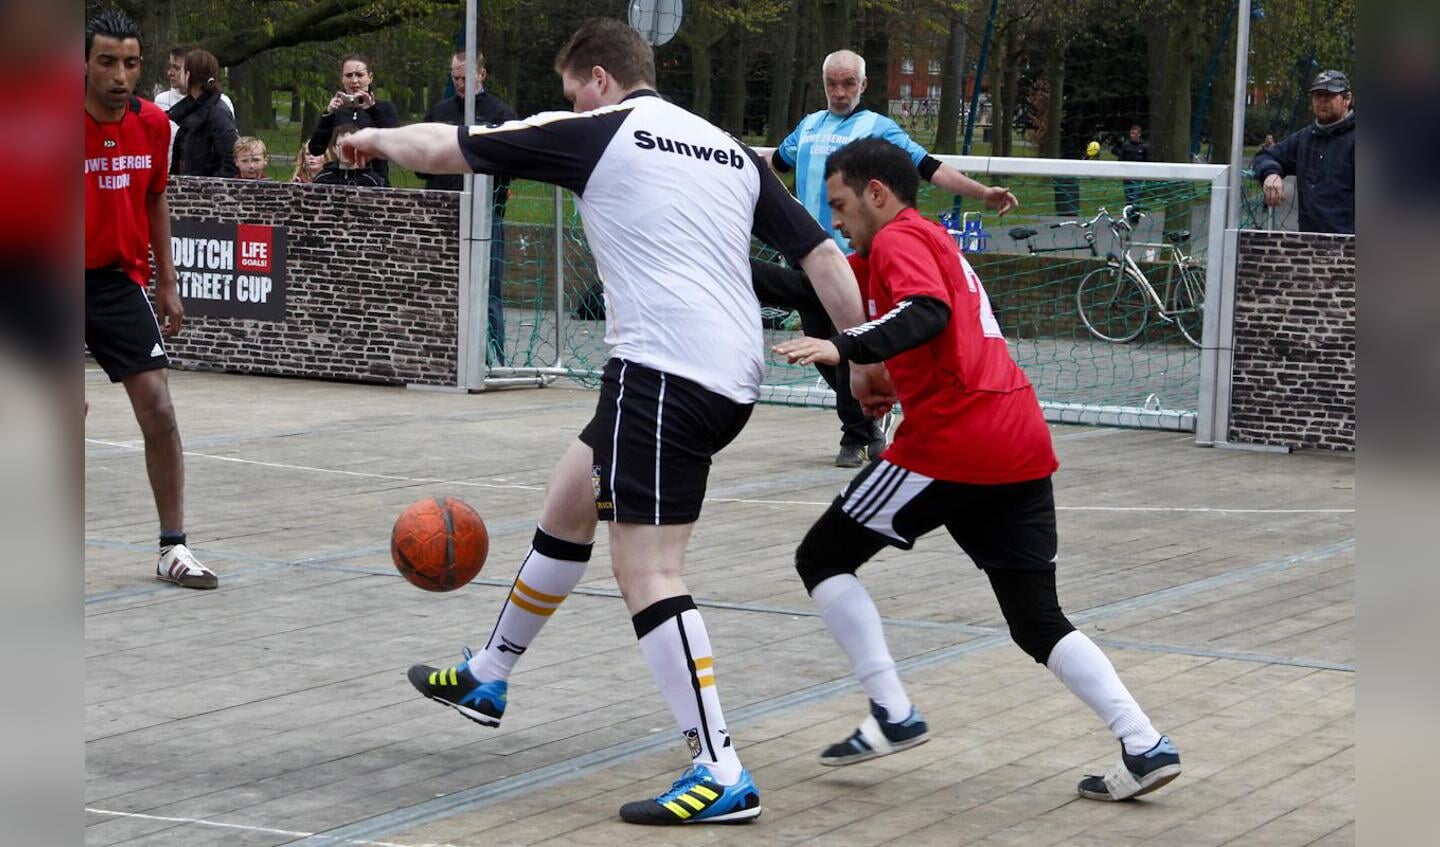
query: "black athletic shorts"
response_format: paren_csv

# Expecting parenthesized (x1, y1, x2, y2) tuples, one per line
(579, 358, 753, 525)
(834, 459, 1058, 570)
(85, 267, 168, 383)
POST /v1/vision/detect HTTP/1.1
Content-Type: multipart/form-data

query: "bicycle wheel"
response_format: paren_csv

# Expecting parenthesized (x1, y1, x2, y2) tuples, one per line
(1170, 267, 1206, 347)
(1076, 265, 1149, 343)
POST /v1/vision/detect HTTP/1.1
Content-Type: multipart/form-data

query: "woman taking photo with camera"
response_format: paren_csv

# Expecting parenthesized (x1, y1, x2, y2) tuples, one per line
(167, 48, 238, 178)
(307, 53, 398, 185)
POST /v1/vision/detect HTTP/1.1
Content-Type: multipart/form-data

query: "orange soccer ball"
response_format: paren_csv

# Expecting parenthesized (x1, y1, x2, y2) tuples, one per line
(390, 496, 489, 591)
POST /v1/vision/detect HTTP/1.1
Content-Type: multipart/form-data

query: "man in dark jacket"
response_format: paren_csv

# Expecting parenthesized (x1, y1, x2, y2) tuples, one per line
(1118, 124, 1148, 206)
(1251, 70, 1356, 234)
(419, 50, 519, 365)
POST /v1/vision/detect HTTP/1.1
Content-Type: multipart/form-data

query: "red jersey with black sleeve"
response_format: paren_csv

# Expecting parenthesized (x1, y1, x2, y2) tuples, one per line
(85, 97, 170, 286)
(851, 207, 1058, 483)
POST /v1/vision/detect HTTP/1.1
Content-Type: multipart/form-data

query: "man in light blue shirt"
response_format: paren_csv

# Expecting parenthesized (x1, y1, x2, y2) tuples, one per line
(767, 49, 1018, 467)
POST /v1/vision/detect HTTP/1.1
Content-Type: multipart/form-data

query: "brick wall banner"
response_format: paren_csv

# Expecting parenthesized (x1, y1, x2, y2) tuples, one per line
(1227, 230, 1355, 452)
(160, 177, 463, 387)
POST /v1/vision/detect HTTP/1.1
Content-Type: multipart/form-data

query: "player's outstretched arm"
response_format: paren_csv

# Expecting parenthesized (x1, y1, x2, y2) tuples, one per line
(794, 239, 865, 331)
(342, 124, 469, 175)
(929, 163, 1019, 216)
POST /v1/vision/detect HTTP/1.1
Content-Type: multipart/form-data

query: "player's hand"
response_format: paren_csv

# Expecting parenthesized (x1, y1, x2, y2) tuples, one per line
(983, 185, 1020, 217)
(1262, 173, 1286, 208)
(154, 276, 184, 337)
(772, 336, 840, 366)
(339, 128, 378, 170)
(851, 363, 897, 416)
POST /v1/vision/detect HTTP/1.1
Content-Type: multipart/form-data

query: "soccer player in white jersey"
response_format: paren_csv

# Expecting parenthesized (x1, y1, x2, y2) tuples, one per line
(341, 18, 888, 825)
(767, 50, 1020, 469)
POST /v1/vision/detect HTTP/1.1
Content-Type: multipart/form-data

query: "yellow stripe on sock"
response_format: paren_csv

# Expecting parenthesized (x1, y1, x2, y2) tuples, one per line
(507, 592, 555, 616)
(514, 579, 567, 605)
(697, 675, 716, 688)
(694, 657, 713, 670)
(689, 784, 719, 801)
(662, 801, 691, 819)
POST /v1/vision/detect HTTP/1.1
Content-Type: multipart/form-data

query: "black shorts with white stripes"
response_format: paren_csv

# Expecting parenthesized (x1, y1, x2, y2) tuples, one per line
(834, 459, 1057, 571)
(85, 267, 169, 383)
(579, 358, 753, 525)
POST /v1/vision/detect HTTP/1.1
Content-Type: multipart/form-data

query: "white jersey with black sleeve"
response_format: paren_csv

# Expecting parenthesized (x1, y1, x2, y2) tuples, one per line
(456, 90, 826, 403)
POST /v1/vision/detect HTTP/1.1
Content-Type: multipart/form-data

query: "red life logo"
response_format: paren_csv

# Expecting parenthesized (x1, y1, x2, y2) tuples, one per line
(237, 224, 273, 273)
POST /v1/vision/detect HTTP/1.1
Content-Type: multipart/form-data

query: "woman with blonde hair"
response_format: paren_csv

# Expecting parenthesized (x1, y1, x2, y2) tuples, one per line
(291, 144, 328, 183)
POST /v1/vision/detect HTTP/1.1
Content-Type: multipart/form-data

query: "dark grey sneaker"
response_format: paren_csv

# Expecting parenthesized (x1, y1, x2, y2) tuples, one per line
(835, 443, 867, 468)
(1078, 736, 1181, 801)
(820, 700, 929, 766)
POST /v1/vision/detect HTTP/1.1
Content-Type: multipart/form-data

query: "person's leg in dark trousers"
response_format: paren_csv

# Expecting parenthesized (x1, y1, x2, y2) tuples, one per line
(798, 307, 880, 467)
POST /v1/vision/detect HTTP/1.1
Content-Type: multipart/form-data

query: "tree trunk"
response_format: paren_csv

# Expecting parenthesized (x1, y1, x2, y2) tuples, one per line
(691, 41, 714, 118)
(301, 99, 319, 142)
(999, 28, 1021, 156)
(767, 0, 802, 143)
(288, 88, 302, 124)
(860, 7, 890, 116)
(819, 0, 857, 52)
(722, 27, 748, 135)
(1145, 13, 1170, 160)
(1207, 18, 1236, 164)
(252, 54, 275, 130)
(1152, 11, 1201, 162)
(1041, 38, 1065, 158)
(228, 61, 256, 136)
(136, 0, 175, 99)
(986, 25, 1004, 153)
(933, 8, 969, 154)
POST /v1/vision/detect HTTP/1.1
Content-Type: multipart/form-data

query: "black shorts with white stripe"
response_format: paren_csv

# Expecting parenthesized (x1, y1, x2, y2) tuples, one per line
(579, 358, 753, 525)
(835, 459, 1058, 570)
(85, 267, 169, 383)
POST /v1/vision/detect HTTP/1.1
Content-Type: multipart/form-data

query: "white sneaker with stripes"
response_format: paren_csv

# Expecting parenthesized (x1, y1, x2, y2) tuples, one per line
(156, 543, 218, 590)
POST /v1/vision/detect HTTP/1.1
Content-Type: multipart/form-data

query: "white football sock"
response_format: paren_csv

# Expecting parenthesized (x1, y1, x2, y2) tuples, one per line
(1047, 630, 1161, 755)
(811, 574, 913, 723)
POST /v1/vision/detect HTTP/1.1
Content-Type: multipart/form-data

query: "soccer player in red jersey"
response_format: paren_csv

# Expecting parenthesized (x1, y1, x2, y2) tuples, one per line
(84, 10, 216, 589)
(774, 137, 1180, 802)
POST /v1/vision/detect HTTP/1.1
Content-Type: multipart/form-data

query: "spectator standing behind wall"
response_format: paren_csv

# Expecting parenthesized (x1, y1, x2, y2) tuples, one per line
(154, 46, 232, 163)
(312, 123, 384, 187)
(308, 53, 399, 186)
(1118, 124, 1149, 207)
(1250, 70, 1355, 235)
(418, 49, 519, 365)
(166, 48, 237, 178)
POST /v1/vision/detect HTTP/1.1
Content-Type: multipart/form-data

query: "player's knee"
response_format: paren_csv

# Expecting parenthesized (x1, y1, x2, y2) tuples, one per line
(794, 510, 867, 594)
(132, 392, 176, 436)
(1007, 614, 1076, 664)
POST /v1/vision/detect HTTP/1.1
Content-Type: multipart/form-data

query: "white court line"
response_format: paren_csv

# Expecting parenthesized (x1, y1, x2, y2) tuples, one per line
(84, 807, 457, 847)
(86, 438, 1354, 514)
(85, 438, 544, 492)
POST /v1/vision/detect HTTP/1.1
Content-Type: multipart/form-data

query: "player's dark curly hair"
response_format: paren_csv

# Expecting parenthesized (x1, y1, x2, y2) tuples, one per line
(85, 9, 141, 61)
(554, 18, 655, 89)
(824, 137, 921, 208)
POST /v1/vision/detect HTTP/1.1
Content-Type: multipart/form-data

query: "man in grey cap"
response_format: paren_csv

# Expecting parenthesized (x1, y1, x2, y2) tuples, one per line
(1251, 69, 1355, 234)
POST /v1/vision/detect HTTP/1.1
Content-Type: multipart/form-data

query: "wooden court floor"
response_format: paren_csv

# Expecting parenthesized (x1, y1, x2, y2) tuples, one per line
(85, 367, 1354, 847)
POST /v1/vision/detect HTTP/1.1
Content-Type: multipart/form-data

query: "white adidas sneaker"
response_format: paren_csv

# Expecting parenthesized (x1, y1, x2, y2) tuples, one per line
(156, 543, 218, 590)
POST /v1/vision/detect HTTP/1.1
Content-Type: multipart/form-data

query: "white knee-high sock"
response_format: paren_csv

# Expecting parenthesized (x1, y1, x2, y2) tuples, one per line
(466, 527, 591, 683)
(1047, 630, 1161, 755)
(634, 596, 744, 785)
(811, 574, 913, 723)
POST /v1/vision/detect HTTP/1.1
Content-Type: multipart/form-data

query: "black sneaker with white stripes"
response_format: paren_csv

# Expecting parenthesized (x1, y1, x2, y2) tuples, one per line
(1077, 736, 1181, 801)
(820, 699, 929, 766)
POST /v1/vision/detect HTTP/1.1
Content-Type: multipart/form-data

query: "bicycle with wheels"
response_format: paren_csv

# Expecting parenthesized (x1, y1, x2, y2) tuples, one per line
(1071, 205, 1206, 347)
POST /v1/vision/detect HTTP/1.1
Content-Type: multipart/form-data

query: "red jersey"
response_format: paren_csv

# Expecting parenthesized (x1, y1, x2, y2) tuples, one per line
(850, 207, 1058, 483)
(85, 97, 170, 285)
